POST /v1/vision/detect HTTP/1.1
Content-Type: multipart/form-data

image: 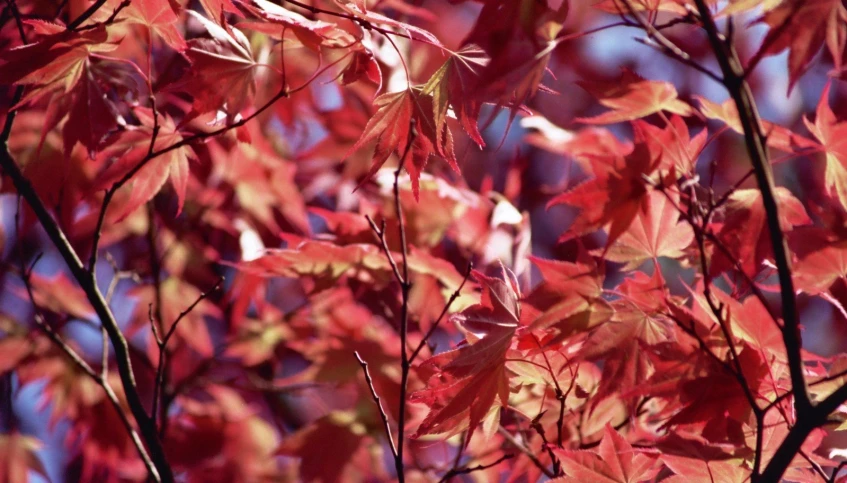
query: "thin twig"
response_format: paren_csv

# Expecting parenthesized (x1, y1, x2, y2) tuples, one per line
(18, 259, 159, 481)
(354, 351, 399, 460)
(437, 454, 514, 483)
(409, 262, 472, 363)
(829, 461, 847, 483)
(0, 7, 170, 481)
(619, 0, 721, 82)
(66, 0, 107, 30)
(151, 277, 223, 432)
(497, 425, 555, 478)
(692, 0, 809, 414)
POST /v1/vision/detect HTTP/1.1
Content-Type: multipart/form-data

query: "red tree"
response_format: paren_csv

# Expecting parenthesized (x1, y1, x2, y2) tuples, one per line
(2, 0, 847, 481)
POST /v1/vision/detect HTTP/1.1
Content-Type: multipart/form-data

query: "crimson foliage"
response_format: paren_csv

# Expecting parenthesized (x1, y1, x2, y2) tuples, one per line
(2, 0, 847, 482)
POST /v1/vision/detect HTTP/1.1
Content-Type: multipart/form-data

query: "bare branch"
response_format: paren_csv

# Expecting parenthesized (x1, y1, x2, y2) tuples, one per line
(354, 351, 399, 460)
(437, 454, 514, 483)
(151, 277, 223, 431)
(0, 10, 172, 482)
(619, 0, 721, 82)
(409, 262, 473, 364)
(16, 259, 159, 481)
(497, 425, 555, 479)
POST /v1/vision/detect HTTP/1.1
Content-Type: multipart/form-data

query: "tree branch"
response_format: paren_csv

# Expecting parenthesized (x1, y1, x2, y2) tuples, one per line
(0, 10, 173, 481)
(691, 0, 809, 414)
(151, 278, 223, 433)
(354, 351, 399, 460)
(437, 454, 514, 483)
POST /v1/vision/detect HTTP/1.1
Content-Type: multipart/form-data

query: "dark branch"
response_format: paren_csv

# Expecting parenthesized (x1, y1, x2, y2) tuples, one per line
(354, 351, 399, 460)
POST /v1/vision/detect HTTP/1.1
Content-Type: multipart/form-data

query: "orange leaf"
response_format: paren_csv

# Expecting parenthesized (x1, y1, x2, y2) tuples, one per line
(577, 69, 693, 125)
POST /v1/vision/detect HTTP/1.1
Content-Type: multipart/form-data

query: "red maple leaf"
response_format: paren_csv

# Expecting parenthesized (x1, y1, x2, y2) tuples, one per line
(713, 187, 811, 276)
(96, 109, 194, 219)
(521, 253, 612, 341)
(553, 425, 660, 483)
(412, 269, 520, 443)
(805, 83, 847, 211)
(347, 88, 459, 198)
(333, 0, 443, 46)
(184, 10, 260, 115)
(792, 227, 847, 295)
(238, 0, 348, 51)
(421, 45, 490, 147)
(0, 24, 114, 107)
(604, 189, 694, 267)
(661, 454, 749, 483)
(697, 96, 816, 154)
(754, 0, 847, 92)
(548, 124, 663, 247)
(123, 0, 187, 51)
(577, 69, 693, 125)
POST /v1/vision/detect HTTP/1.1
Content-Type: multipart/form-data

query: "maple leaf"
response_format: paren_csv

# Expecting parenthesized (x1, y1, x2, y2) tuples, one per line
(581, 269, 672, 357)
(0, 24, 115, 107)
(421, 45, 490, 147)
(521, 253, 612, 341)
(713, 187, 810, 276)
(604, 189, 694, 267)
(333, 0, 443, 46)
(0, 432, 48, 483)
(697, 96, 817, 153)
(26, 272, 95, 320)
(638, 115, 706, 177)
(96, 109, 194, 219)
(347, 89, 459, 198)
(792, 228, 847, 295)
(0, 25, 125, 156)
(167, 386, 280, 480)
(577, 69, 693, 125)
(805, 83, 847, 211)
(338, 49, 382, 87)
(62, 60, 124, 158)
(747, 411, 825, 475)
(578, 270, 672, 407)
(235, 239, 467, 293)
(548, 126, 662, 247)
(184, 10, 260, 115)
(123, 0, 187, 51)
(460, 0, 568, 127)
(553, 425, 659, 483)
(661, 454, 749, 483)
(412, 269, 520, 443)
(0, 333, 33, 375)
(197, 0, 243, 25)
(238, 0, 345, 51)
(754, 0, 847, 92)
(16, 354, 104, 427)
